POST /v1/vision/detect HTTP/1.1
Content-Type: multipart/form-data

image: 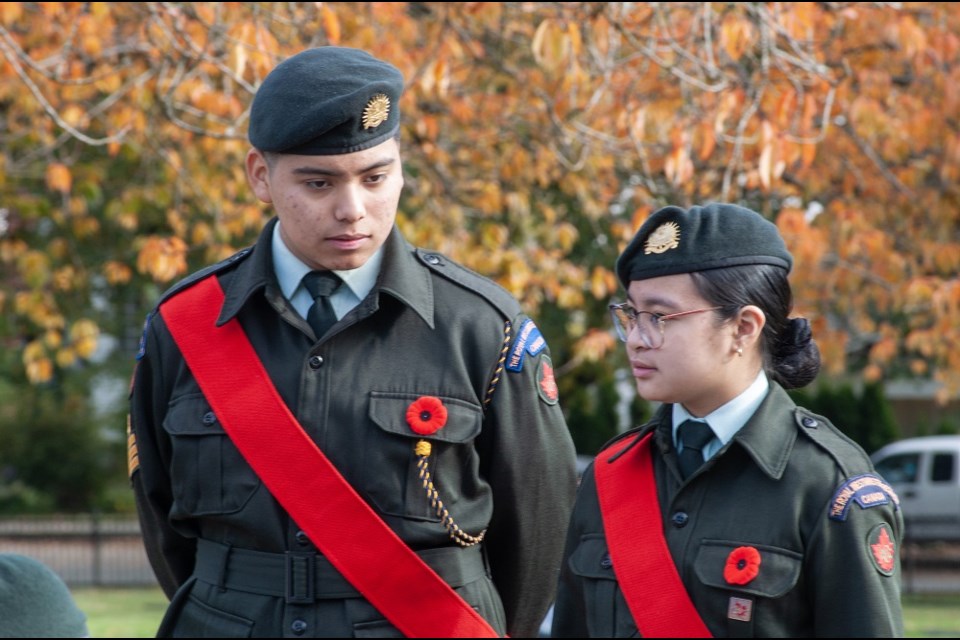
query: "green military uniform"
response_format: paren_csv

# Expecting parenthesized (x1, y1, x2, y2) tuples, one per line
(129, 218, 578, 637)
(552, 383, 904, 637)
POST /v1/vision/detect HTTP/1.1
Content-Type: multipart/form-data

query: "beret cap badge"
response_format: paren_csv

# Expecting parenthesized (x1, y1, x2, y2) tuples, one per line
(644, 221, 681, 255)
(362, 93, 391, 130)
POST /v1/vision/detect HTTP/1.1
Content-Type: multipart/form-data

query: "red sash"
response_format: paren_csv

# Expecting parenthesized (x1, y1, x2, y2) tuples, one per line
(160, 276, 500, 638)
(594, 433, 712, 637)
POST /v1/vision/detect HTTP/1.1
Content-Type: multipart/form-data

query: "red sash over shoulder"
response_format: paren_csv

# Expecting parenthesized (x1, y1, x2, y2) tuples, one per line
(160, 276, 500, 638)
(594, 433, 712, 638)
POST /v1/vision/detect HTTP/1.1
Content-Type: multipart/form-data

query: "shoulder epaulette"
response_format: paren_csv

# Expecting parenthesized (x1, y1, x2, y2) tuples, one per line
(416, 249, 521, 319)
(793, 406, 875, 477)
(136, 247, 252, 361)
(598, 423, 654, 454)
(155, 247, 252, 307)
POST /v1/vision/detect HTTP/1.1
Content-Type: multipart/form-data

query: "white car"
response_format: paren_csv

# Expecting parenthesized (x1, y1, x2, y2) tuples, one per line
(871, 435, 960, 541)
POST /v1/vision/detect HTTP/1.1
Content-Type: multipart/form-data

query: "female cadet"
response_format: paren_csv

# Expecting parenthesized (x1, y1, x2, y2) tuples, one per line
(552, 203, 904, 638)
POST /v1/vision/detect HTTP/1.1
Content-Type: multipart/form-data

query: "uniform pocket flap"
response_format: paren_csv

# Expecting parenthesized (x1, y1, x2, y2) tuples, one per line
(568, 534, 616, 580)
(695, 540, 802, 597)
(162, 393, 225, 436)
(368, 392, 482, 443)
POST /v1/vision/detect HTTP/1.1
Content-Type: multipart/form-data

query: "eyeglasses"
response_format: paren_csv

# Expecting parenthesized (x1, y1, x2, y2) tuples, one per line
(608, 303, 722, 348)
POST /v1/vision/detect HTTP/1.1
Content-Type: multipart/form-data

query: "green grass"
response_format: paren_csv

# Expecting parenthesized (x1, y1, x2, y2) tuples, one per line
(73, 586, 167, 638)
(72, 587, 960, 638)
(902, 593, 960, 638)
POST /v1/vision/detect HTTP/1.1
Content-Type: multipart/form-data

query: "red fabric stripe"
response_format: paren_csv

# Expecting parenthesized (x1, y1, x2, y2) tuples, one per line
(160, 277, 499, 638)
(594, 434, 712, 638)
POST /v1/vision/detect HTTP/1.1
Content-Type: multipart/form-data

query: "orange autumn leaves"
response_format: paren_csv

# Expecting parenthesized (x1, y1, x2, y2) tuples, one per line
(1, 2, 959, 401)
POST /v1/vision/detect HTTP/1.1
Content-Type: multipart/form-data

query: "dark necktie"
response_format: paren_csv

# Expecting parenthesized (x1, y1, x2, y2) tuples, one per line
(302, 271, 342, 338)
(677, 420, 714, 480)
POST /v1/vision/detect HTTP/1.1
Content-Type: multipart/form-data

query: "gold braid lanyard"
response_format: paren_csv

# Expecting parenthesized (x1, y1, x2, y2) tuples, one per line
(483, 320, 511, 410)
(415, 440, 485, 547)
(412, 321, 511, 547)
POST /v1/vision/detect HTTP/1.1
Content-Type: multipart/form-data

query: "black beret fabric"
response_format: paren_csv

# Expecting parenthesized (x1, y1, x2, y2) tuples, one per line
(248, 46, 404, 155)
(616, 203, 793, 288)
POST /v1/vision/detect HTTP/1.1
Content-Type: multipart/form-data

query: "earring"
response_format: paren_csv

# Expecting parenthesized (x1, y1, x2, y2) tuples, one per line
(736, 346, 743, 357)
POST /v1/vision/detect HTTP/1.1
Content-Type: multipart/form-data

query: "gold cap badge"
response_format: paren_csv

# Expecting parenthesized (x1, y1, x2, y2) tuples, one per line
(362, 94, 391, 130)
(644, 221, 681, 254)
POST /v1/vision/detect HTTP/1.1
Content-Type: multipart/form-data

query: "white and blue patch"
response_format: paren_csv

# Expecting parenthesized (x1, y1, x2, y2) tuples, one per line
(828, 473, 900, 522)
(506, 319, 547, 372)
(135, 312, 154, 361)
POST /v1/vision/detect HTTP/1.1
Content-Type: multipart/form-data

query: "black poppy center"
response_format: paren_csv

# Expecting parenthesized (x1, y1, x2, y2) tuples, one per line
(420, 411, 432, 422)
(737, 559, 747, 570)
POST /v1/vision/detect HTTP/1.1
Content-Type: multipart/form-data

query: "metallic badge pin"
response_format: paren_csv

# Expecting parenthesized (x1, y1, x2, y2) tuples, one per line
(362, 93, 391, 129)
(727, 596, 753, 622)
(644, 221, 681, 254)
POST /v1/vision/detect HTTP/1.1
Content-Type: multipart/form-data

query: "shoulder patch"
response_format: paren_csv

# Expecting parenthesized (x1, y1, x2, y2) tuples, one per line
(416, 249, 521, 319)
(828, 473, 900, 522)
(536, 355, 559, 405)
(135, 311, 154, 361)
(867, 523, 897, 576)
(506, 318, 547, 372)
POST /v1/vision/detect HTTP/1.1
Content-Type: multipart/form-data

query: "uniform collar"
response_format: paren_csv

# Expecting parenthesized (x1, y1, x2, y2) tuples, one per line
(374, 227, 435, 329)
(216, 218, 434, 329)
(651, 381, 798, 480)
(731, 382, 799, 480)
(671, 371, 769, 449)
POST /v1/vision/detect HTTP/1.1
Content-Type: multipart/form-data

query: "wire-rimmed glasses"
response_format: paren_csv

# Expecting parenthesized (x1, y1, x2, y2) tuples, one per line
(608, 303, 722, 348)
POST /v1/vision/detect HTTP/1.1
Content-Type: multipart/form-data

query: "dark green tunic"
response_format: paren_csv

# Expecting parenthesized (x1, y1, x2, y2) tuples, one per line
(129, 219, 578, 637)
(552, 384, 904, 637)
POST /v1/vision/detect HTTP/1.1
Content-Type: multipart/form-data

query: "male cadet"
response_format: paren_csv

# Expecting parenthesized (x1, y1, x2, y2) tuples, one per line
(127, 46, 578, 638)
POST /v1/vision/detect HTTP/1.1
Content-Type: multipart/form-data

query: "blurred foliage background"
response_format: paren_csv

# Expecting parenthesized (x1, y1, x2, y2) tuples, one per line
(1, 2, 958, 513)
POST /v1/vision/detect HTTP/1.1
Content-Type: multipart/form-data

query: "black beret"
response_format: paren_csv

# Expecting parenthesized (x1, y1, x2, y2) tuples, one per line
(248, 46, 404, 155)
(616, 203, 793, 288)
(0, 553, 89, 637)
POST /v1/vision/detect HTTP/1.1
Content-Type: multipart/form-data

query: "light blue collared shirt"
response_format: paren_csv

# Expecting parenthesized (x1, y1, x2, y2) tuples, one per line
(271, 222, 382, 322)
(672, 370, 770, 462)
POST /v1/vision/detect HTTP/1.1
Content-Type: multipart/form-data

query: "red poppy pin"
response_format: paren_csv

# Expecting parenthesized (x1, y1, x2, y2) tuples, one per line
(724, 546, 761, 585)
(406, 396, 448, 435)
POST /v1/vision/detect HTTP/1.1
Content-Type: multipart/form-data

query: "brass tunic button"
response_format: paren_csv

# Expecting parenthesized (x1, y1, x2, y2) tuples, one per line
(308, 355, 324, 370)
(671, 511, 689, 528)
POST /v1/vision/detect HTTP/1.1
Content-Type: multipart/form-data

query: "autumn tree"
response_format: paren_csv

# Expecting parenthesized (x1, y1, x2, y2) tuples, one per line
(0, 2, 958, 508)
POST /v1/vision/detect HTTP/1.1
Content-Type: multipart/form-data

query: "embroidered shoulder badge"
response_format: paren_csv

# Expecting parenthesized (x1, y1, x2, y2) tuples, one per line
(867, 523, 897, 576)
(828, 474, 900, 521)
(135, 311, 154, 361)
(505, 319, 546, 373)
(536, 355, 559, 405)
